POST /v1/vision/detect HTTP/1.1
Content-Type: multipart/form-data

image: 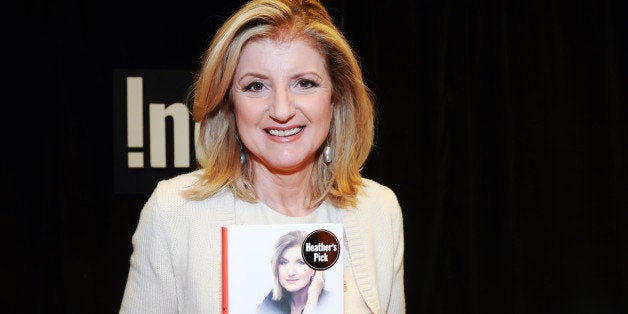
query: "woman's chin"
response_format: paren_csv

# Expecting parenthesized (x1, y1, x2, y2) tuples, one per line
(282, 282, 308, 293)
(260, 158, 315, 174)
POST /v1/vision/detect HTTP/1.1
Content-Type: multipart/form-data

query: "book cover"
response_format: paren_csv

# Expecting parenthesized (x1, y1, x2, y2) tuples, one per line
(222, 223, 344, 314)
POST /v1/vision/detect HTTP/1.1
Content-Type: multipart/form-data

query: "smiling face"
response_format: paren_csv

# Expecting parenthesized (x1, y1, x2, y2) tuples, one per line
(277, 246, 315, 293)
(230, 37, 333, 174)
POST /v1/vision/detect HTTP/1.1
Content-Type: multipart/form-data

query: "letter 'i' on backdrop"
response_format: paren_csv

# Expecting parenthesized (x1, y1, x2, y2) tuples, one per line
(112, 69, 199, 194)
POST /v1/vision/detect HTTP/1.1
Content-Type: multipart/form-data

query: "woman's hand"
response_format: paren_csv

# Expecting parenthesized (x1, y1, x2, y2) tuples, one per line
(309, 271, 325, 296)
(303, 271, 325, 314)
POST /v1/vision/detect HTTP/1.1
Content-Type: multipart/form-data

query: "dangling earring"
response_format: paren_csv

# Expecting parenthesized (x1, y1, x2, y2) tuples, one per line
(324, 145, 332, 163)
(237, 133, 246, 164)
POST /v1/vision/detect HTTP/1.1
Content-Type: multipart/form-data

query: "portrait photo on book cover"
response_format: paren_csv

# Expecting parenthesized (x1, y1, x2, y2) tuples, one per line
(222, 223, 344, 313)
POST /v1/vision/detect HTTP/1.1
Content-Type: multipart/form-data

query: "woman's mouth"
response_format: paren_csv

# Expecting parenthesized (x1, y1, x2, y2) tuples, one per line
(266, 127, 303, 137)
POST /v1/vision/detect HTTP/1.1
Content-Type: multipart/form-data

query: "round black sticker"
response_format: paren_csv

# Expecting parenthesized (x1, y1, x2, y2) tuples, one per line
(301, 229, 340, 270)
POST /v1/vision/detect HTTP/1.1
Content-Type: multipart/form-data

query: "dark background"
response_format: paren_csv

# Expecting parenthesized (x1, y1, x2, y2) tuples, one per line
(6, 0, 626, 313)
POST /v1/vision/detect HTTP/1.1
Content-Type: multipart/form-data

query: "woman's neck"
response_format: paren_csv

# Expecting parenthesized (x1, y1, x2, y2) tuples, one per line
(253, 164, 317, 217)
(289, 288, 309, 313)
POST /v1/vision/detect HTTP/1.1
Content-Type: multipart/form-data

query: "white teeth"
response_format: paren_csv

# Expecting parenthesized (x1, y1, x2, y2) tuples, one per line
(268, 127, 302, 136)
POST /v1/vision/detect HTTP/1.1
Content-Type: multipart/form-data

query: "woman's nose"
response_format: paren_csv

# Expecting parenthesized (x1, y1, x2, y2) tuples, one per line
(286, 264, 296, 275)
(269, 88, 296, 121)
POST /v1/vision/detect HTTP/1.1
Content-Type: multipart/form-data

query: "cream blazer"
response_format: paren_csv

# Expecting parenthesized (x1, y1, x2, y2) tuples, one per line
(120, 171, 405, 313)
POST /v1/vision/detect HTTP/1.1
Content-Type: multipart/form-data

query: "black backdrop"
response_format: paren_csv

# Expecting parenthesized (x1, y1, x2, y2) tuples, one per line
(6, 0, 627, 313)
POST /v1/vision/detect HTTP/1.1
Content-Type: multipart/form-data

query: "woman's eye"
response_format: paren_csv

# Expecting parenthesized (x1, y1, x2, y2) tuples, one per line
(244, 81, 264, 92)
(278, 258, 288, 265)
(297, 79, 317, 89)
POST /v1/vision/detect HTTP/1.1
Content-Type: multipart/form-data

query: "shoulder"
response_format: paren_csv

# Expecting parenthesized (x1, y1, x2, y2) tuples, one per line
(256, 291, 283, 313)
(153, 170, 203, 199)
(145, 170, 233, 213)
(357, 178, 400, 208)
(143, 171, 233, 220)
(360, 177, 396, 195)
(345, 177, 403, 228)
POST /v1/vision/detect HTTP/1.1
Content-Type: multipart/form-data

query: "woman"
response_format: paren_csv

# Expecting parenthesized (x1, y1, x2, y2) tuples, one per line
(257, 231, 335, 314)
(120, 0, 405, 313)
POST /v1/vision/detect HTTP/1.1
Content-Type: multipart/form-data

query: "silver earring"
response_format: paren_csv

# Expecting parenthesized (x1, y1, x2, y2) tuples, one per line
(324, 145, 332, 163)
(237, 133, 246, 164)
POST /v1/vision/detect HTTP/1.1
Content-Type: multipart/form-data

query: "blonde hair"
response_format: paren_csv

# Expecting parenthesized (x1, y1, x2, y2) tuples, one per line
(183, 0, 375, 208)
(270, 230, 309, 300)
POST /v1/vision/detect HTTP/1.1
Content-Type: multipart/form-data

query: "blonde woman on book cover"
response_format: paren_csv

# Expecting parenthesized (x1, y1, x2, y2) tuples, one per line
(120, 0, 405, 313)
(257, 230, 337, 314)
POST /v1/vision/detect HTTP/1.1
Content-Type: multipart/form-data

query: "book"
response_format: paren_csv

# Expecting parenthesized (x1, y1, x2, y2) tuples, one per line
(222, 223, 344, 314)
